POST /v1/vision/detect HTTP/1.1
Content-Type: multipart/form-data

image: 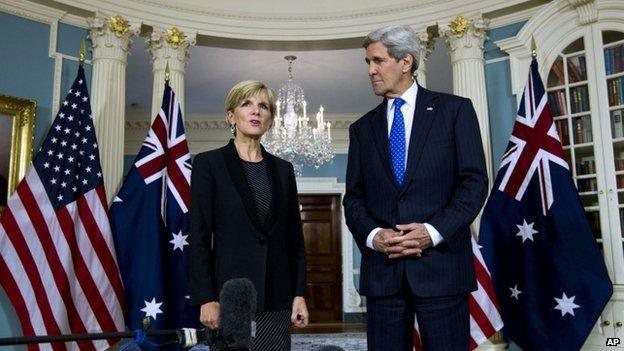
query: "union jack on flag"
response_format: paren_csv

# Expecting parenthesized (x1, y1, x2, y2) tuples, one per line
(110, 83, 199, 349)
(496, 59, 568, 216)
(479, 58, 612, 350)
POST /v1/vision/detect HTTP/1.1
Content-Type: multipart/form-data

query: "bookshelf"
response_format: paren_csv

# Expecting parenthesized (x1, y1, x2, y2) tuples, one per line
(500, 3, 624, 347)
(547, 38, 604, 253)
(547, 32, 624, 277)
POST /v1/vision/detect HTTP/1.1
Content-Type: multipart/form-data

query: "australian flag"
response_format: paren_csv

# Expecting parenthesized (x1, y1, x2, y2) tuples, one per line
(110, 84, 199, 347)
(479, 58, 612, 350)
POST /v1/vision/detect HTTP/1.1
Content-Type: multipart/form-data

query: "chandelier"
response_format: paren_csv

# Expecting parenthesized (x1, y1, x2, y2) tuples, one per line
(263, 55, 334, 176)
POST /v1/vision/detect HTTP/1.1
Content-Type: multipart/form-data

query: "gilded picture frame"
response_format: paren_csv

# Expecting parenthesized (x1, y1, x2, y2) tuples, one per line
(0, 94, 36, 215)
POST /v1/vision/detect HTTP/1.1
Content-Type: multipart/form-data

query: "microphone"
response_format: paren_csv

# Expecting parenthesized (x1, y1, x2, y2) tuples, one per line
(315, 346, 345, 351)
(218, 278, 257, 350)
(0, 279, 257, 350)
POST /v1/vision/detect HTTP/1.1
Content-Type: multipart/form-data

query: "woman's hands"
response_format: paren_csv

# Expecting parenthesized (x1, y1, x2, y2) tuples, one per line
(291, 296, 309, 328)
(200, 301, 220, 329)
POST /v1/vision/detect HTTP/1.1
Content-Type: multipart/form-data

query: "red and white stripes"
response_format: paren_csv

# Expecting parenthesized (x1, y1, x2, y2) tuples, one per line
(0, 169, 124, 351)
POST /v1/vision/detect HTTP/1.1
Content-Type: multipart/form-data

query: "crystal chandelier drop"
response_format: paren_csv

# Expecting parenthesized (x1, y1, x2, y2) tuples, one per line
(263, 55, 334, 176)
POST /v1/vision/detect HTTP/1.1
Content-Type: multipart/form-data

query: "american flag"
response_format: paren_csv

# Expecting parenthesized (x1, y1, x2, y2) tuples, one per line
(0, 65, 125, 350)
(479, 58, 612, 350)
(413, 238, 503, 350)
(110, 83, 198, 349)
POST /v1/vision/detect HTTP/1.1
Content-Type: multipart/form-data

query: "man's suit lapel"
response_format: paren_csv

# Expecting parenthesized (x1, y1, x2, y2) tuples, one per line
(370, 100, 401, 190)
(399, 86, 438, 195)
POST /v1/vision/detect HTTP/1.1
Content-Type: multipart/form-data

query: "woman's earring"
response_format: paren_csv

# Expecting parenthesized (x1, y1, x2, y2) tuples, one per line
(229, 123, 236, 135)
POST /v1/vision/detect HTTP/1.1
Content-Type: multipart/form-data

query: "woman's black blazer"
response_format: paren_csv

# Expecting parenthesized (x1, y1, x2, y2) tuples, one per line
(189, 139, 307, 312)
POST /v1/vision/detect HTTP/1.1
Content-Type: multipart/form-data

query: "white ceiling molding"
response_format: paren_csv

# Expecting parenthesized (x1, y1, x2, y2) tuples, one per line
(0, 0, 90, 28)
(43, 0, 537, 40)
(0, 0, 65, 24)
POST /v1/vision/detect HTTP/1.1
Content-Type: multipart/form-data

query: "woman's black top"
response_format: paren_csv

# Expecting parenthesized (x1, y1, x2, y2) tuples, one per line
(240, 159, 272, 227)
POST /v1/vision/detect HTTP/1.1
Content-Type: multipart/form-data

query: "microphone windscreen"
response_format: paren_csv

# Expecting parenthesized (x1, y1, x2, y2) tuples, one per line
(219, 278, 257, 349)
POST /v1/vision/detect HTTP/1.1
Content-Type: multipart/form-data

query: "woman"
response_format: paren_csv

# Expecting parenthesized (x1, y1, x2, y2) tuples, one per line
(189, 80, 309, 350)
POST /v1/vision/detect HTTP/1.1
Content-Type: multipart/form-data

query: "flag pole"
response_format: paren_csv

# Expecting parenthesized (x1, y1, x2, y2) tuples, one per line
(79, 39, 86, 66)
(531, 35, 537, 59)
(165, 61, 171, 85)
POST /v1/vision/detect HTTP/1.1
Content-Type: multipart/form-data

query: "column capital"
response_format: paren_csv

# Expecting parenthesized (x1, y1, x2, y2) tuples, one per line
(87, 14, 140, 62)
(417, 28, 436, 63)
(148, 27, 197, 73)
(440, 15, 490, 62)
(415, 28, 437, 88)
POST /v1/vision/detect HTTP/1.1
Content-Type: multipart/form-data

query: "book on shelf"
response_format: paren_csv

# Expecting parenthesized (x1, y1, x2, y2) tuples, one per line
(550, 59, 565, 86)
(580, 85, 589, 111)
(609, 78, 621, 107)
(558, 91, 566, 115)
(573, 116, 592, 144)
(615, 44, 623, 74)
(574, 117, 583, 143)
(613, 109, 624, 139)
(548, 92, 560, 116)
(582, 116, 592, 143)
(619, 77, 624, 106)
(578, 178, 598, 192)
(605, 47, 612, 75)
(556, 120, 569, 145)
(605, 45, 624, 75)
(615, 158, 624, 171)
(571, 87, 589, 114)
(568, 56, 587, 82)
(618, 175, 624, 189)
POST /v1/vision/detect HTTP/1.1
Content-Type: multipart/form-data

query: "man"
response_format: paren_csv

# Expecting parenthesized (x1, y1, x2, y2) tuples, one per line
(343, 25, 488, 351)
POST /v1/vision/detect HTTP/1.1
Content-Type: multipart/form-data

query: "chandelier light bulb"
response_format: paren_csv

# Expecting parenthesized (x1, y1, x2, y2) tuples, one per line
(263, 55, 335, 175)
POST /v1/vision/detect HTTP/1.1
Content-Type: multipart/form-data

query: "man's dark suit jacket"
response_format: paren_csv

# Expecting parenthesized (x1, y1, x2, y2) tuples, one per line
(189, 139, 307, 312)
(343, 86, 488, 298)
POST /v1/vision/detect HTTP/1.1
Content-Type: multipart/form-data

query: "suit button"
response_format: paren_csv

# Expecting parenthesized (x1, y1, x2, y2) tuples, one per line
(258, 239, 266, 245)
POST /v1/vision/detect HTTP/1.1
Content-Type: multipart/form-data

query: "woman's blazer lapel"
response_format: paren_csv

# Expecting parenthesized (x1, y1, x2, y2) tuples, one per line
(221, 139, 283, 237)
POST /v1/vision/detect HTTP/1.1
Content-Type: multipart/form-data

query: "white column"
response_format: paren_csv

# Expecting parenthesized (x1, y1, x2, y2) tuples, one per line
(416, 29, 436, 88)
(148, 27, 196, 119)
(441, 15, 493, 183)
(88, 14, 139, 202)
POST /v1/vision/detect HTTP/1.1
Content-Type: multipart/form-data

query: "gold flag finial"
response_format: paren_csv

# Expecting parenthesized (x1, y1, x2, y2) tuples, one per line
(79, 39, 86, 65)
(165, 61, 170, 84)
(531, 35, 537, 59)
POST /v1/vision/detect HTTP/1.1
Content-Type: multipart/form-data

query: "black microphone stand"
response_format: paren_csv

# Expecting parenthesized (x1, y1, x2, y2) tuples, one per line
(0, 318, 186, 348)
(0, 329, 178, 347)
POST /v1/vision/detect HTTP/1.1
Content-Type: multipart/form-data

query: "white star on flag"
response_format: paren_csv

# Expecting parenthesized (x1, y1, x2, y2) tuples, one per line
(554, 293, 580, 317)
(140, 297, 163, 320)
(169, 231, 189, 251)
(516, 219, 539, 242)
(509, 284, 522, 300)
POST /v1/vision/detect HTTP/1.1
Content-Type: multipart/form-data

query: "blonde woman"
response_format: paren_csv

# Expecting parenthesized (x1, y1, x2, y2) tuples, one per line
(189, 80, 309, 350)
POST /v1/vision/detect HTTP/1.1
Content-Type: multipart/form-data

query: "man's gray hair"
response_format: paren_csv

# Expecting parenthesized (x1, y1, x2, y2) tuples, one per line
(363, 25, 420, 75)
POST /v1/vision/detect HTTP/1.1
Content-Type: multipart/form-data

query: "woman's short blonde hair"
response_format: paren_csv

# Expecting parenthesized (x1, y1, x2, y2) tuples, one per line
(225, 80, 277, 119)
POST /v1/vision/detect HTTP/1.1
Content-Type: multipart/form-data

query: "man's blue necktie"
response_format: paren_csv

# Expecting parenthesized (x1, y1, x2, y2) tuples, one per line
(389, 98, 406, 185)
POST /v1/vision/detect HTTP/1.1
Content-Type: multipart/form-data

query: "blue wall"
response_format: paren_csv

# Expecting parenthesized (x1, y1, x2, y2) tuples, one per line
(0, 11, 90, 349)
(485, 22, 526, 170)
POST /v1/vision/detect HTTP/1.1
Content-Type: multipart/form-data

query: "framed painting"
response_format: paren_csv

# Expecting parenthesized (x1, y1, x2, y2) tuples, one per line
(0, 94, 36, 215)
